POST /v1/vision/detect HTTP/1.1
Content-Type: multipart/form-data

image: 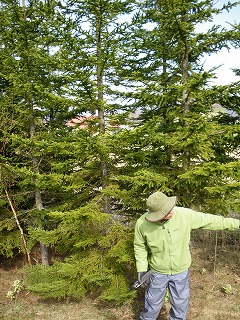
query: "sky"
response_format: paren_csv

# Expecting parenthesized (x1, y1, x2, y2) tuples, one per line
(196, 0, 240, 85)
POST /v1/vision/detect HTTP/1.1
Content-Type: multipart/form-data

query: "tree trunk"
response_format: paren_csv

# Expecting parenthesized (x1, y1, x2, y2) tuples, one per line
(35, 188, 49, 266)
(40, 242, 49, 266)
(181, 12, 190, 115)
(181, 12, 191, 170)
(96, 11, 110, 213)
(30, 121, 50, 266)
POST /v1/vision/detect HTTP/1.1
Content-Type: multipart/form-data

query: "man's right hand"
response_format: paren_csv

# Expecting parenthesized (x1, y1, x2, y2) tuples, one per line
(138, 271, 149, 288)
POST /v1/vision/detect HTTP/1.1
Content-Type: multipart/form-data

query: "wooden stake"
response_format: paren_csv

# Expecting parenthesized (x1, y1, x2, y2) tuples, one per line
(4, 188, 32, 267)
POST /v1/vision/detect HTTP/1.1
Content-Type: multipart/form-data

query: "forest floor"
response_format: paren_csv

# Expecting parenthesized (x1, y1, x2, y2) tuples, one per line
(0, 242, 239, 320)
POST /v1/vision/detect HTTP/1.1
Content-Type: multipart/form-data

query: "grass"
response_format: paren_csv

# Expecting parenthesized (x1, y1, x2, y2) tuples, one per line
(0, 241, 239, 320)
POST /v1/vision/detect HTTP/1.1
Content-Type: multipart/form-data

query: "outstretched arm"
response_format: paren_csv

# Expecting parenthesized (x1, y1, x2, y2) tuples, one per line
(187, 209, 240, 231)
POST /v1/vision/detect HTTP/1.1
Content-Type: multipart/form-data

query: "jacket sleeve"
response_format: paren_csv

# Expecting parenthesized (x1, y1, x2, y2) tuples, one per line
(187, 209, 240, 231)
(133, 220, 149, 272)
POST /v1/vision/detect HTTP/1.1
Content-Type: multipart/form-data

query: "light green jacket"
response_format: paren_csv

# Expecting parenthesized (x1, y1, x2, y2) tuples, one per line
(134, 206, 239, 274)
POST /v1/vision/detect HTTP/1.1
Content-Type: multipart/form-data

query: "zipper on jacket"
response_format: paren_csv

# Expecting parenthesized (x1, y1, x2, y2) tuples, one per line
(164, 226, 173, 274)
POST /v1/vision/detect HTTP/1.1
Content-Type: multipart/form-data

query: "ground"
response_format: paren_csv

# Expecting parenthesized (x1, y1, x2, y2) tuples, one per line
(0, 242, 239, 320)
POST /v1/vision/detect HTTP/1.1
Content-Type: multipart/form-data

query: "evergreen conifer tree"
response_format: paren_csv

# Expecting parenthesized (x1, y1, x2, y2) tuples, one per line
(0, 0, 91, 261)
(106, 0, 240, 215)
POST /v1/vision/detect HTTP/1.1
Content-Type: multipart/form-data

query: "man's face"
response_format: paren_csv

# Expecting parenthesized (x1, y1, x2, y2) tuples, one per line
(163, 211, 173, 220)
(156, 211, 173, 222)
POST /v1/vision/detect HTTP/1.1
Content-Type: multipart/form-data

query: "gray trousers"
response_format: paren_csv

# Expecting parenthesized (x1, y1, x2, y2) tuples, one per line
(140, 269, 190, 320)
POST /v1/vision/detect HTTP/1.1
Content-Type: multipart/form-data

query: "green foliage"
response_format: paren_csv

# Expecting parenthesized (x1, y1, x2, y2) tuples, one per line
(100, 274, 135, 303)
(27, 206, 136, 303)
(27, 263, 70, 299)
(7, 280, 23, 300)
(0, 231, 22, 257)
(221, 284, 232, 295)
(176, 160, 240, 212)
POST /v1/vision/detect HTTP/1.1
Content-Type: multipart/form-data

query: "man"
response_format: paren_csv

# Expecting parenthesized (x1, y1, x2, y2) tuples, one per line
(134, 191, 239, 320)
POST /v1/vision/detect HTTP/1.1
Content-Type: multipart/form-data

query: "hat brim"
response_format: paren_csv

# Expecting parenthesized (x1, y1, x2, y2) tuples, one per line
(145, 196, 177, 222)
